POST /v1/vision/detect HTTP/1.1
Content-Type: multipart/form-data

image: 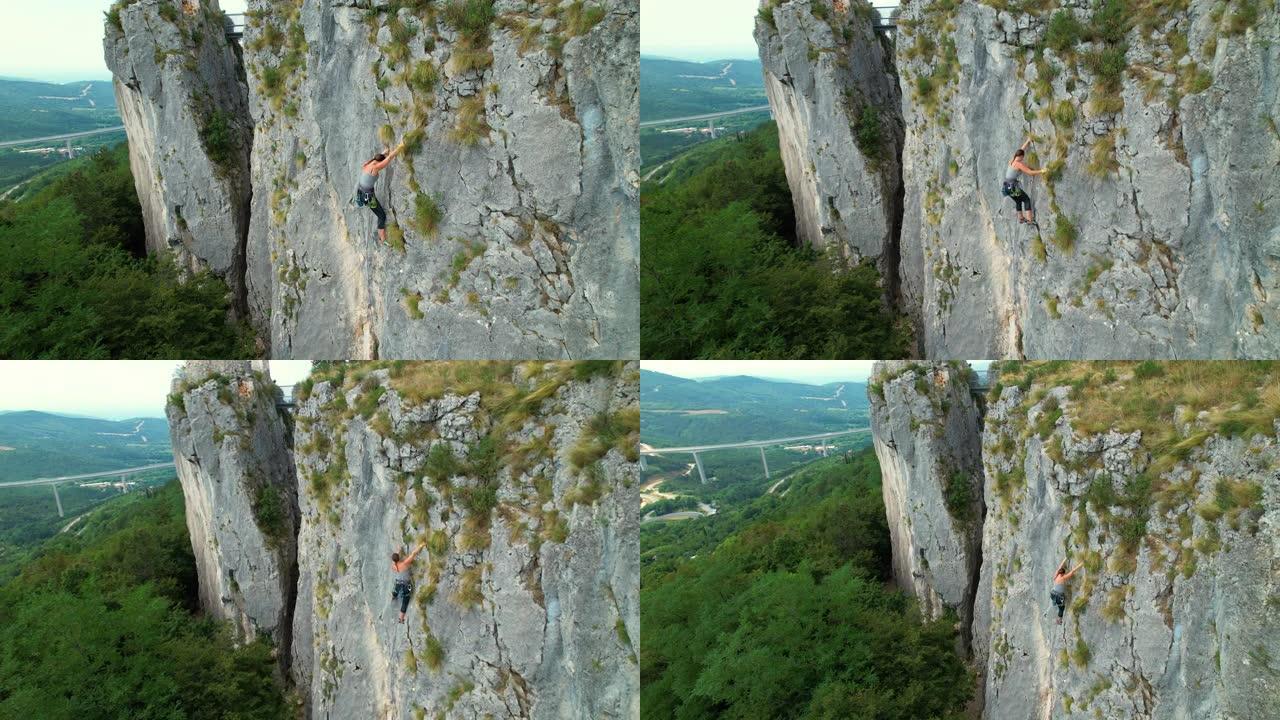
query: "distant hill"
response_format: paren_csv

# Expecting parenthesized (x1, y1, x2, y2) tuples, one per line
(641, 370, 869, 446)
(0, 79, 119, 141)
(0, 411, 171, 482)
(640, 56, 765, 122)
(0, 78, 125, 194)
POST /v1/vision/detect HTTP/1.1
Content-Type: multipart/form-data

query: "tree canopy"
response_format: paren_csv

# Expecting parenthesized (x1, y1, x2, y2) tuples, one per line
(0, 482, 290, 719)
(0, 145, 254, 358)
(641, 451, 973, 719)
(641, 123, 908, 359)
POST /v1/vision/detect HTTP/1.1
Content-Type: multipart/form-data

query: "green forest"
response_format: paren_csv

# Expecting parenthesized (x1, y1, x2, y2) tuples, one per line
(641, 451, 973, 719)
(640, 123, 908, 359)
(0, 481, 291, 718)
(0, 145, 253, 358)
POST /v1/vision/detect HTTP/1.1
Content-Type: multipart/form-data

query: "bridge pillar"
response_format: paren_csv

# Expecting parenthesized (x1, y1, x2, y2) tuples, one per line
(53, 484, 63, 517)
(759, 446, 770, 479)
(693, 452, 707, 484)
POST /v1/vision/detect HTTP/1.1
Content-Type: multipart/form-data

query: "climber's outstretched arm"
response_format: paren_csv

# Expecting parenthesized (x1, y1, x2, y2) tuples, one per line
(405, 541, 426, 564)
(372, 143, 405, 172)
(1013, 157, 1044, 176)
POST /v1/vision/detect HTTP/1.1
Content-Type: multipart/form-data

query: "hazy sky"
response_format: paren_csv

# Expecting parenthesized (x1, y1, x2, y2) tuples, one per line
(643, 360, 994, 385)
(0, 361, 311, 420)
(641, 0, 761, 61)
(0, 0, 248, 82)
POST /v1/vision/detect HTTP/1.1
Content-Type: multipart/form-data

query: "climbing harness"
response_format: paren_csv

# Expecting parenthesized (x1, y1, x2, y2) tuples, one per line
(1001, 179, 1026, 200)
(354, 188, 379, 209)
(392, 578, 413, 602)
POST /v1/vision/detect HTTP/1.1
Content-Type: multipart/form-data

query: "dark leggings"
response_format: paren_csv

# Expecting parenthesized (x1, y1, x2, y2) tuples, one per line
(393, 581, 411, 613)
(1051, 591, 1065, 619)
(367, 194, 387, 230)
(1011, 190, 1030, 212)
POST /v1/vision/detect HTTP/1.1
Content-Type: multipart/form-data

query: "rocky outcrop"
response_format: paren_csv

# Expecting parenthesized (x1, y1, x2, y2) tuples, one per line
(166, 360, 299, 662)
(290, 362, 638, 718)
(895, 0, 1280, 358)
(868, 361, 984, 643)
(104, 0, 254, 313)
(107, 0, 638, 359)
(870, 361, 1280, 717)
(754, 0, 903, 280)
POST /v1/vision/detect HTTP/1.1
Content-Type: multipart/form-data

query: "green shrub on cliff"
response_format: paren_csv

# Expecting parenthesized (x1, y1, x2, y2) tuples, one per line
(200, 109, 237, 176)
(1044, 10, 1085, 52)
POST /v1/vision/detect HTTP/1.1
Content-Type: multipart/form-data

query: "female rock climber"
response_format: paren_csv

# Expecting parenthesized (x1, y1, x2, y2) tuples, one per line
(356, 141, 405, 244)
(1050, 558, 1084, 625)
(391, 540, 426, 623)
(1003, 136, 1045, 225)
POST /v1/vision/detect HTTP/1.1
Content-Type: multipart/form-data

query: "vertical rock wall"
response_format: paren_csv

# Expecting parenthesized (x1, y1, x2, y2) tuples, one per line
(872, 361, 1280, 717)
(105, 0, 638, 359)
(166, 360, 299, 662)
(868, 361, 985, 641)
(755, 0, 903, 280)
(104, 0, 253, 312)
(896, 0, 1280, 358)
(975, 368, 1279, 718)
(289, 362, 639, 719)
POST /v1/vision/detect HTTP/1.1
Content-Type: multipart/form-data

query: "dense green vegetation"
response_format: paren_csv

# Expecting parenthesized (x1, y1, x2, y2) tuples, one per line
(641, 122, 908, 359)
(0, 481, 290, 718)
(0, 145, 254, 358)
(642, 452, 973, 719)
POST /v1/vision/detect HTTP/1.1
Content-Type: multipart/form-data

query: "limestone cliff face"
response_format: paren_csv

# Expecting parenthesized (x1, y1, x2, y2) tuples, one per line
(872, 362, 1280, 718)
(897, 0, 1280, 359)
(759, 0, 1280, 358)
(868, 361, 984, 641)
(107, 0, 638, 359)
(289, 362, 638, 719)
(104, 0, 254, 312)
(166, 360, 299, 660)
(170, 361, 639, 718)
(754, 0, 903, 278)
(975, 370, 1279, 719)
